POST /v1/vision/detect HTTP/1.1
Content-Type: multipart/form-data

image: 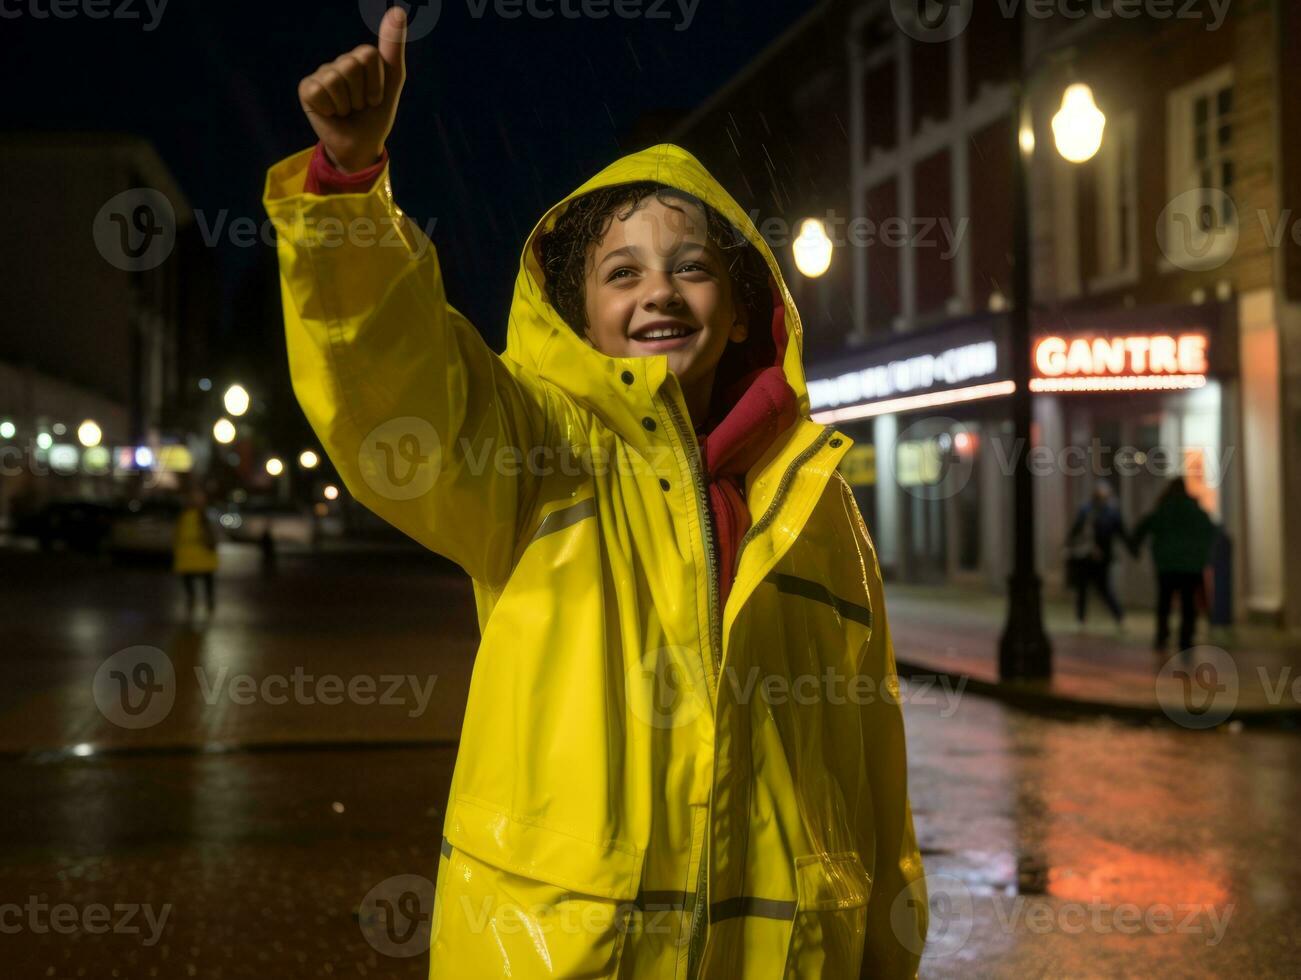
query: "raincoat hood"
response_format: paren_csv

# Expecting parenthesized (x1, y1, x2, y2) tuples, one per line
(504, 143, 809, 431)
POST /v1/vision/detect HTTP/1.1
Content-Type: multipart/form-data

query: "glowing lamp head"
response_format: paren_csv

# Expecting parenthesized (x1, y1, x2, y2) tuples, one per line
(1052, 83, 1106, 163)
(793, 218, 833, 278)
(265, 457, 285, 477)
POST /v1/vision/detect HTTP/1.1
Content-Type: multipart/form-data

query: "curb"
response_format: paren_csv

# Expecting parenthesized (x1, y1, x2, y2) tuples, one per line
(895, 658, 1301, 729)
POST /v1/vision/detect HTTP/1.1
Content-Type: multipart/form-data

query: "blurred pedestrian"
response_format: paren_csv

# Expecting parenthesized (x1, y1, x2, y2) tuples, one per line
(1065, 479, 1129, 632)
(174, 487, 218, 620)
(1130, 478, 1216, 653)
(259, 526, 277, 576)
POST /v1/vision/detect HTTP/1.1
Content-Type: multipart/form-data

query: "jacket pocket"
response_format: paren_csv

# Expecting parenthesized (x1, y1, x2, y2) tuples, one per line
(447, 793, 645, 900)
(435, 798, 646, 978)
(783, 851, 871, 979)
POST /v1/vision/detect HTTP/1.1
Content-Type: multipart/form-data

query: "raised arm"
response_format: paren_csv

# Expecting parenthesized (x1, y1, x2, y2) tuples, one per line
(262, 7, 552, 587)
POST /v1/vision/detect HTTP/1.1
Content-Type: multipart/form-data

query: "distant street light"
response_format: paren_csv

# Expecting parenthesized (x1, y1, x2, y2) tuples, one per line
(223, 383, 251, 417)
(1052, 83, 1106, 163)
(265, 457, 285, 477)
(0, 421, 14, 439)
(793, 218, 833, 278)
(36, 432, 53, 451)
(299, 449, 320, 469)
(213, 418, 237, 445)
(77, 419, 102, 448)
(323, 484, 340, 501)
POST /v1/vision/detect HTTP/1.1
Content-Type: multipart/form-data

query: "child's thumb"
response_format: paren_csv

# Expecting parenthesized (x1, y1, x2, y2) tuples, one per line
(377, 6, 407, 85)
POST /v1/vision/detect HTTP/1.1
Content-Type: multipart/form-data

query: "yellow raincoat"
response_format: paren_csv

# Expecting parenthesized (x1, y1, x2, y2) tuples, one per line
(172, 507, 218, 575)
(264, 143, 927, 978)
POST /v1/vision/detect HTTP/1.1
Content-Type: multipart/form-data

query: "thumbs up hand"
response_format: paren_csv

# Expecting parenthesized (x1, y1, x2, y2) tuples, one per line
(297, 6, 408, 174)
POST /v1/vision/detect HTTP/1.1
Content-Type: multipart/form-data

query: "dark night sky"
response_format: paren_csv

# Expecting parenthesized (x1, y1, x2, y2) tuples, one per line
(2, 0, 813, 360)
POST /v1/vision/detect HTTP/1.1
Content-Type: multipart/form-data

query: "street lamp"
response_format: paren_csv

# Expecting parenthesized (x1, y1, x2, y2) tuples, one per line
(1001, 20, 1064, 682)
(793, 218, 833, 278)
(323, 484, 339, 501)
(265, 457, 284, 477)
(299, 449, 320, 469)
(1051, 83, 1105, 164)
(223, 383, 251, 417)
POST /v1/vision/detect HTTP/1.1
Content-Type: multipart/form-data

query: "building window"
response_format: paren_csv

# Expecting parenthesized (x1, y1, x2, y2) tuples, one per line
(1163, 67, 1235, 271)
(1089, 111, 1138, 289)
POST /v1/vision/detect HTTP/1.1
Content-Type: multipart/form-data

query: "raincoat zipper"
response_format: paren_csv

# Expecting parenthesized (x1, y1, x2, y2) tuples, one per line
(662, 392, 723, 678)
(660, 390, 720, 980)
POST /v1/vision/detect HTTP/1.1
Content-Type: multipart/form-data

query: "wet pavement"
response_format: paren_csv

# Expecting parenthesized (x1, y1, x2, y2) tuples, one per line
(888, 583, 1301, 723)
(2, 544, 1299, 976)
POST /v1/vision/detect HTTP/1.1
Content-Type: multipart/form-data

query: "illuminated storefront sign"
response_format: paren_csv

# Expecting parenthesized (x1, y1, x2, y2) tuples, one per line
(1030, 332, 1210, 392)
(808, 322, 1008, 422)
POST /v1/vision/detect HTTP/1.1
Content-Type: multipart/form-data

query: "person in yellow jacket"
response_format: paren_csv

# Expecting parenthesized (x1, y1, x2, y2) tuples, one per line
(173, 486, 218, 619)
(265, 8, 928, 977)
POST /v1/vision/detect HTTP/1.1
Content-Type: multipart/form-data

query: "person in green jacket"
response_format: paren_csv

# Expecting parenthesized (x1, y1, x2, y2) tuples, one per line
(1129, 477, 1217, 652)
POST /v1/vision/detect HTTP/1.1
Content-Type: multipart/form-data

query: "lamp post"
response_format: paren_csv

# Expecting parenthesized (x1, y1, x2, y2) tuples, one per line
(999, 15, 1105, 682)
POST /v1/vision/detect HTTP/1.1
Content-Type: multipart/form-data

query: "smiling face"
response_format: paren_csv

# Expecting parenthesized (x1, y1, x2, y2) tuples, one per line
(581, 193, 748, 421)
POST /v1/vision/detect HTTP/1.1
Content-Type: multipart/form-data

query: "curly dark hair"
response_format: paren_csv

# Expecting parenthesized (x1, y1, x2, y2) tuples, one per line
(536, 181, 773, 339)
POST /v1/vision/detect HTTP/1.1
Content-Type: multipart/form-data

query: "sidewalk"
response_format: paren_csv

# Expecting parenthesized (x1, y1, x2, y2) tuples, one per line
(886, 582, 1301, 727)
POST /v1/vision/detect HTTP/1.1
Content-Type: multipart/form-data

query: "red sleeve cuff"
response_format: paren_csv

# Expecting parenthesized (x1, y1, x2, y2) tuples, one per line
(304, 141, 389, 195)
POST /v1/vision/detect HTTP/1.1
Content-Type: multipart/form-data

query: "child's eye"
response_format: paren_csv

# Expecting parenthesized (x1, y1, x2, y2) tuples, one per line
(607, 267, 636, 282)
(676, 262, 711, 275)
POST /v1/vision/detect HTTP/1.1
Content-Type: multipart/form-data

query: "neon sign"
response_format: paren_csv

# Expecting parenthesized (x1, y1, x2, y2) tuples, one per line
(1030, 332, 1209, 392)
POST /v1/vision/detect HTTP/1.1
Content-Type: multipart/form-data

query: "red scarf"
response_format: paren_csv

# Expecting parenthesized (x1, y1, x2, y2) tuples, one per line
(694, 286, 797, 607)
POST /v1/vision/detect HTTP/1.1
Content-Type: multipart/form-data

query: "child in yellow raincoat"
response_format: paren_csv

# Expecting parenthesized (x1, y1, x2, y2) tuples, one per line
(265, 8, 927, 977)
(173, 486, 218, 619)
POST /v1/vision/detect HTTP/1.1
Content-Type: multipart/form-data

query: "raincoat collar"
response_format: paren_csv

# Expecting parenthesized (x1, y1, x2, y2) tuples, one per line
(505, 143, 812, 451)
